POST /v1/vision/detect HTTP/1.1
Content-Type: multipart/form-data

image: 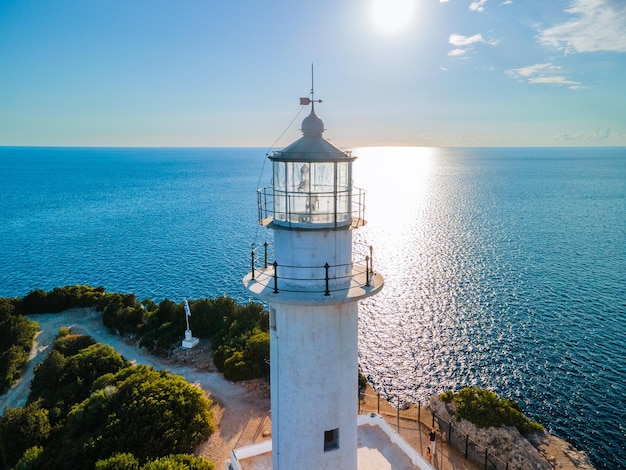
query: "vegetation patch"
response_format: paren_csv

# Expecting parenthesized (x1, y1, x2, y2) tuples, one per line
(5, 285, 270, 383)
(0, 298, 38, 395)
(440, 387, 543, 435)
(0, 329, 215, 470)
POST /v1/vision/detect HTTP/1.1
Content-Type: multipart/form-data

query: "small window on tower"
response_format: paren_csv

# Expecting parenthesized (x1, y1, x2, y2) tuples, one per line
(270, 307, 276, 331)
(324, 428, 339, 452)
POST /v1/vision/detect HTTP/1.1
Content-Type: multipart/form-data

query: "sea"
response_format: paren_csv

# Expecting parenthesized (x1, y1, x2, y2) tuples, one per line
(0, 146, 624, 468)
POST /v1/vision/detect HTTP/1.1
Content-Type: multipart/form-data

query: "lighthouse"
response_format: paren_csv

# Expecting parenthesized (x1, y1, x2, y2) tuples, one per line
(243, 92, 383, 469)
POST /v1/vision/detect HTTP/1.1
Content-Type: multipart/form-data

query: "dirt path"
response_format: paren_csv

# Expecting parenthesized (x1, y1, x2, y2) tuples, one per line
(0, 308, 271, 466)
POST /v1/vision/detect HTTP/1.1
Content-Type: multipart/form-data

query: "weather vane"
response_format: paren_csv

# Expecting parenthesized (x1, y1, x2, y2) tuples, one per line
(300, 63, 323, 107)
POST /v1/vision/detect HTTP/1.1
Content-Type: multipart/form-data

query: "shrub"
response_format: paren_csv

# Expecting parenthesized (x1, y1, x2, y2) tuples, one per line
(207, 302, 268, 381)
(53, 331, 96, 356)
(440, 390, 454, 403)
(13, 445, 44, 470)
(17, 285, 106, 315)
(95, 452, 139, 470)
(441, 387, 543, 435)
(101, 294, 143, 335)
(141, 454, 214, 470)
(95, 453, 214, 470)
(57, 365, 214, 466)
(358, 371, 367, 392)
(29, 334, 129, 423)
(0, 400, 50, 468)
(223, 351, 252, 382)
(0, 298, 38, 394)
(243, 329, 270, 378)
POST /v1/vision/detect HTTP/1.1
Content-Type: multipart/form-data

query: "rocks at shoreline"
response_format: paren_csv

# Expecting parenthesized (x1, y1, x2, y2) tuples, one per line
(429, 394, 595, 470)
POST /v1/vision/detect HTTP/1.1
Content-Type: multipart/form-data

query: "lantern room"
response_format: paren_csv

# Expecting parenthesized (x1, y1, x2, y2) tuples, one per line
(258, 107, 365, 230)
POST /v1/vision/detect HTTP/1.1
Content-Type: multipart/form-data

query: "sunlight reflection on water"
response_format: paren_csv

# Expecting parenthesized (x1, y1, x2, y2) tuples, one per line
(348, 147, 626, 468)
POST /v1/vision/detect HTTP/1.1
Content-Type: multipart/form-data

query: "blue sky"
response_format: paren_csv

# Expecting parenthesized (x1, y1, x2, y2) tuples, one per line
(1, 0, 625, 147)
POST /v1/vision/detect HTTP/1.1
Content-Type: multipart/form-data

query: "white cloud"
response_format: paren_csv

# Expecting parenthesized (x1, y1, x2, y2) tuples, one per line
(506, 63, 583, 89)
(470, 0, 488, 12)
(528, 76, 579, 86)
(448, 33, 498, 56)
(555, 129, 613, 141)
(538, 0, 626, 53)
(500, 0, 513, 5)
(449, 33, 486, 47)
(507, 63, 558, 77)
(448, 48, 467, 57)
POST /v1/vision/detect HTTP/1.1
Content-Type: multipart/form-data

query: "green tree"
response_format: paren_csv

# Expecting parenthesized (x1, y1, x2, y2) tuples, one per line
(0, 298, 38, 393)
(101, 294, 143, 335)
(141, 454, 214, 470)
(29, 334, 128, 422)
(13, 446, 43, 470)
(52, 329, 96, 356)
(243, 329, 270, 378)
(95, 452, 140, 470)
(156, 299, 178, 324)
(17, 289, 48, 314)
(17, 285, 106, 314)
(0, 400, 50, 468)
(47, 365, 214, 468)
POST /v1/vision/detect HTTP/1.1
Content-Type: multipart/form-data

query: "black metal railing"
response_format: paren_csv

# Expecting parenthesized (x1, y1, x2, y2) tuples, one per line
(359, 389, 514, 470)
(249, 242, 376, 295)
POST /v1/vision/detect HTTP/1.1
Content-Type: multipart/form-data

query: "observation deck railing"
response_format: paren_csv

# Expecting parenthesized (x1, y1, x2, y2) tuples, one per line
(359, 389, 511, 470)
(249, 241, 376, 296)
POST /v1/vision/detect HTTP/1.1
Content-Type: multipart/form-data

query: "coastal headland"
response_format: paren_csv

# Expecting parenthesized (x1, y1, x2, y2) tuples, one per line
(1, 308, 594, 469)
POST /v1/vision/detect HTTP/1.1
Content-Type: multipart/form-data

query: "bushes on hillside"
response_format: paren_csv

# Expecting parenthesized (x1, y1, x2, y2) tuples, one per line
(95, 453, 214, 470)
(440, 387, 543, 435)
(54, 365, 214, 466)
(0, 400, 50, 467)
(0, 330, 215, 469)
(17, 285, 107, 315)
(29, 329, 128, 423)
(100, 293, 144, 335)
(0, 298, 38, 394)
(135, 296, 269, 382)
(3, 285, 270, 384)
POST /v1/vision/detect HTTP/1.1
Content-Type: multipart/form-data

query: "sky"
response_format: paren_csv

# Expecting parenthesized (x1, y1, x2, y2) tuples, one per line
(1, 0, 625, 148)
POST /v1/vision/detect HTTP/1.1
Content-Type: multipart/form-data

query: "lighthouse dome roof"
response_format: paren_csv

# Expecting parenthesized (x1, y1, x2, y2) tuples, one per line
(301, 111, 324, 136)
(270, 109, 355, 162)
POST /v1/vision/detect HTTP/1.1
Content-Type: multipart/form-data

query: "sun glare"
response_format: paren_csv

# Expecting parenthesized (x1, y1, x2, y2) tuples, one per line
(369, 0, 416, 35)
(352, 147, 435, 224)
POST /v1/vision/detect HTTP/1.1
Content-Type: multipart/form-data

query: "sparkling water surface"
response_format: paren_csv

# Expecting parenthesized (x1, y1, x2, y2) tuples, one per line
(0, 146, 624, 468)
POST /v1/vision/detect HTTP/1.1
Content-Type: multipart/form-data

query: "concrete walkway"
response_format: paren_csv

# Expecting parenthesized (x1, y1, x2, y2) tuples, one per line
(359, 389, 480, 470)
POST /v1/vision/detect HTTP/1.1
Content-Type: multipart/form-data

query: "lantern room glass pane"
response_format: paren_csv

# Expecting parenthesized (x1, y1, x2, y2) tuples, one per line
(273, 162, 286, 222)
(271, 159, 353, 227)
(286, 162, 305, 192)
(336, 162, 351, 222)
(337, 162, 349, 191)
(274, 161, 285, 190)
(311, 162, 333, 192)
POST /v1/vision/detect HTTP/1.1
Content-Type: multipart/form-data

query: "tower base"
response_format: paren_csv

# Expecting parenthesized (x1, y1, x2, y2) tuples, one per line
(226, 413, 432, 469)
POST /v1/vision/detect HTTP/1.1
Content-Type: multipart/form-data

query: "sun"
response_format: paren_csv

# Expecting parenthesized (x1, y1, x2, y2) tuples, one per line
(369, 0, 416, 35)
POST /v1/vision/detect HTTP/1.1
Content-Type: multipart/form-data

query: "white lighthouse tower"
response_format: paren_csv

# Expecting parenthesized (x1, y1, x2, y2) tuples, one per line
(243, 92, 383, 469)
